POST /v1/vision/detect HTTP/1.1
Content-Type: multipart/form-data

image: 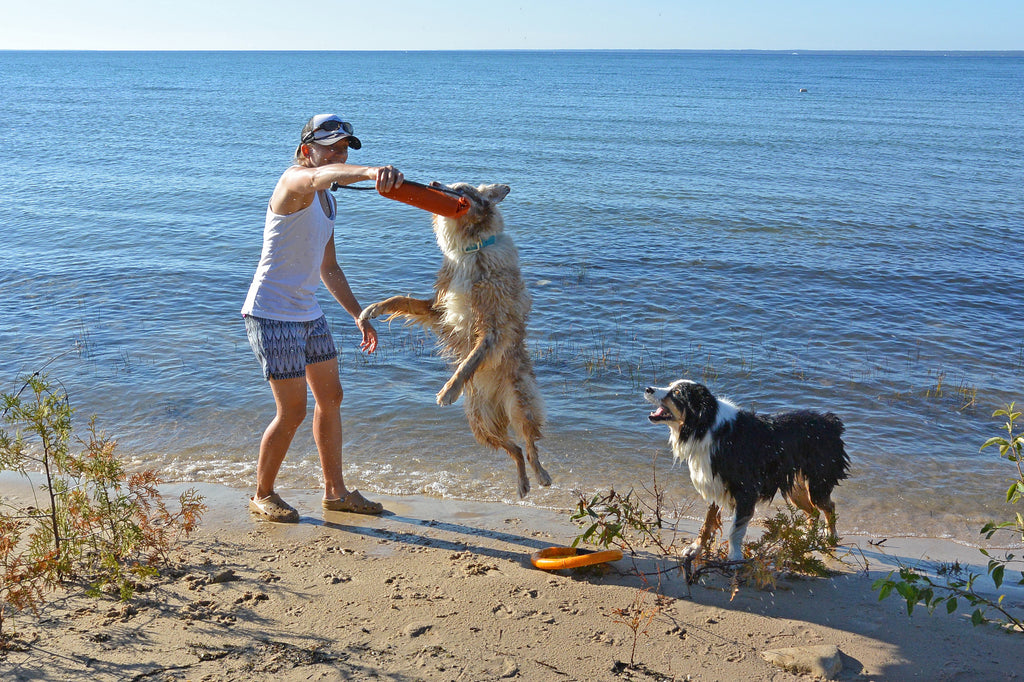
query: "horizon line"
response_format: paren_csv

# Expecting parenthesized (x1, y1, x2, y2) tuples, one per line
(2, 48, 1023, 55)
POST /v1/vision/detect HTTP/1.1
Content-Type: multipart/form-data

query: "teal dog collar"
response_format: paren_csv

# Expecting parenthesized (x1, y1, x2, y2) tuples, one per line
(463, 235, 497, 254)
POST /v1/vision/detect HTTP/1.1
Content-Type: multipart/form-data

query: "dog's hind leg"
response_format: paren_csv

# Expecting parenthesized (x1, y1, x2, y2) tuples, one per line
(493, 427, 533, 498)
(808, 486, 839, 543)
(819, 499, 838, 544)
(789, 471, 841, 543)
(466, 390, 531, 497)
(509, 379, 550, 488)
(503, 442, 531, 498)
(784, 474, 820, 523)
(480, 432, 531, 498)
(524, 441, 551, 488)
(785, 474, 840, 542)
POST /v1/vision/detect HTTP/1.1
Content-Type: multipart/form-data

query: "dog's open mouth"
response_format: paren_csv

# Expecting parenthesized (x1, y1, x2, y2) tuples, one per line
(648, 406, 672, 422)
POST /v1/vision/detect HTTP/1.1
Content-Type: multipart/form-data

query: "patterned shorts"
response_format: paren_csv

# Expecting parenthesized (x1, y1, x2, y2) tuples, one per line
(243, 314, 338, 381)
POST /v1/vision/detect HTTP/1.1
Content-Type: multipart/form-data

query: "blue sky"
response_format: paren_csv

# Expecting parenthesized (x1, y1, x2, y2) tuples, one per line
(3, 0, 1022, 51)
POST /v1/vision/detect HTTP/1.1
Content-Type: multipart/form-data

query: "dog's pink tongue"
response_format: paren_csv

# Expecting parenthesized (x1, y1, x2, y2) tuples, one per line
(650, 407, 668, 419)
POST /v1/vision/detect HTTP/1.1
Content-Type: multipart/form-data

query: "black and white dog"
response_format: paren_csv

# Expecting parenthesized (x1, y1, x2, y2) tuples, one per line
(645, 380, 850, 562)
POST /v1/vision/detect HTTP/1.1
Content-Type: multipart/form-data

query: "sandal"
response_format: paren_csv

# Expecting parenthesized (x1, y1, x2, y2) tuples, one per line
(322, 490, 384, 515)
(249, 492, 300, 523)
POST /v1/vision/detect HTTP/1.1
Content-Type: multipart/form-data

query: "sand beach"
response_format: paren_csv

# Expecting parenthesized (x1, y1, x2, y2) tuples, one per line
(1, 481, 1020, 681)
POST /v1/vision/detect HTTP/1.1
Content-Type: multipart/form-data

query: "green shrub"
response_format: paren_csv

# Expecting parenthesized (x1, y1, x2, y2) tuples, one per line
(873, 403, 1024, 632)
(0, 373, 206, 642)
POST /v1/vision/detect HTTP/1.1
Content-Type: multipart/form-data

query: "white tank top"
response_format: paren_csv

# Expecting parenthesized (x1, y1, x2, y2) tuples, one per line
(241, 190, 337, 321)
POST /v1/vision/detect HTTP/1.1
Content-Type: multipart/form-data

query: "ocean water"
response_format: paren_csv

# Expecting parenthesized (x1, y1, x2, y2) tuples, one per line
(2, 51, 1022, 546)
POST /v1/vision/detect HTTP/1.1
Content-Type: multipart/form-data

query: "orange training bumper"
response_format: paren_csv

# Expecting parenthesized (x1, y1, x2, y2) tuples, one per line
(530, 546, 623, 570)
(380, 180, 471, 218)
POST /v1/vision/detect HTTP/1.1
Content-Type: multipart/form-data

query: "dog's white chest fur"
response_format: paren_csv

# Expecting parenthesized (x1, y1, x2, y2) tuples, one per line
(670, 400, 739, 510)
(671, 432, 730, 509)
(439, 257, 476, 336)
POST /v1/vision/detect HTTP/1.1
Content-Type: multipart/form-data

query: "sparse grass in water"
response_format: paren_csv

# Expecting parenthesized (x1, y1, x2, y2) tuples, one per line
(335, 323, 434, 369)
(73, 322, 93, 359)
(701, 352, 719, 384)
(924, 369, 978, 412)
(566, 259, 589, 286)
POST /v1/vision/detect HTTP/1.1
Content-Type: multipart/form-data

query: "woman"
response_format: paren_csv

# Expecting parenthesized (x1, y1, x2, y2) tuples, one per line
(241, 113, 403, 522)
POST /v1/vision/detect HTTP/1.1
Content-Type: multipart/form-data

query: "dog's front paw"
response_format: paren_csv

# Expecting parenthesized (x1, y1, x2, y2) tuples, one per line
(436, 384, 460, 406)
(726, 547, 745, 563)
(359, 302, 384, 322)
(681, 540, 703, 560)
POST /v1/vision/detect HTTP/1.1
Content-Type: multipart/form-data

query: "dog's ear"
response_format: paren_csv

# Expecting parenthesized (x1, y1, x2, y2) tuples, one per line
(477, 184, 510, 205)
(679, 382, 714, 427)
(692, 384, 719, 427)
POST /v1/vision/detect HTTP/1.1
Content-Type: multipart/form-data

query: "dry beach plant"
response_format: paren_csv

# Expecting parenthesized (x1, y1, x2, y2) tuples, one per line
(0, 372, 205, 644)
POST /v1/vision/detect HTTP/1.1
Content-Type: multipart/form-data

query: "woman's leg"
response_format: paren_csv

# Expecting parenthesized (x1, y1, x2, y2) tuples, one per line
(305, 358, 347, 500)
(255, 375, 308, 500)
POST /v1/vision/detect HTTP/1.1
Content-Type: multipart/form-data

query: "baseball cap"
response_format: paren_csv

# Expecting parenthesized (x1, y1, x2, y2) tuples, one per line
(301, 114, 362, 149)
